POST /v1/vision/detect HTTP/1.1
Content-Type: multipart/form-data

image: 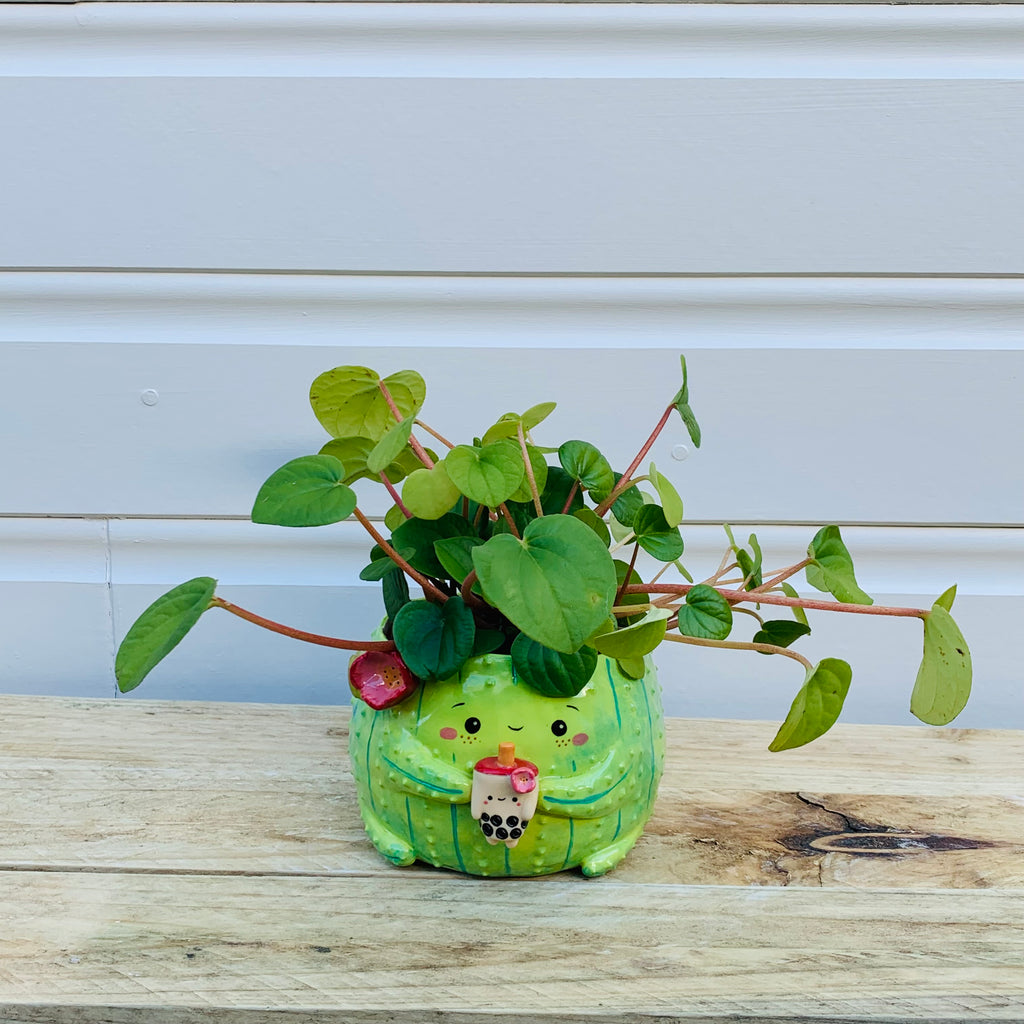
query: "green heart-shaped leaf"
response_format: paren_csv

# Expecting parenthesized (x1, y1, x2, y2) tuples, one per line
(610, 476, 645, 528)
(633, 504, 684, 562)
(676, 584, 733, 640)
(910, 603, 972, 725)
(434, 535, 485, 585)
(648, 462, 683, 528)
(558, 440, 616, 500)
(382, 568, 410, 624)
(481, 402, 557, 447)
(472, 514, 617, 654)
(310, 366, 425, 442)
(769, 658, 852, 751)
(392, 597, 476, 684)
(402, 462, 462, 520)
(670, 354, 702, 449)
(445, 440, 525, 507)
(573, 507, 611, 547)
(510, 634, 598, 698)
(616, 656, 647, 680)
(391, 514, 474, 579)
(590, 609, 670, 659)
(115, 577, 217, 693)
(509, 445, 550, 504)
(806, 526, 873, 605)
(613, 558, 648, 626)
(251, 455, 357, 527)
(540, 467, 585, 516)
(752, 619, 812, 652)
(779, 582, 809, 628)
(320, 437, 432, 486)
(366, 416, 415, 475)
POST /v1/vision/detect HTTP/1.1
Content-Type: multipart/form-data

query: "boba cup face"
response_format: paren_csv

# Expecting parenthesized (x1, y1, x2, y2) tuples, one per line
(471, 767, 539, 847)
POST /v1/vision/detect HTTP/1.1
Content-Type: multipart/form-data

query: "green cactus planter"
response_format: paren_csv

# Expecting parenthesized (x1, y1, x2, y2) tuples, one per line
(349, 653, 665, 877)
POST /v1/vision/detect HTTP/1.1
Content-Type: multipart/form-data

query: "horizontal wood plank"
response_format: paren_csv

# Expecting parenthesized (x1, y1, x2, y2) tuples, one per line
(1, 871, 1023, 1022)
(2, 695, 1022, 1020)
(1, 696, 1021, 887)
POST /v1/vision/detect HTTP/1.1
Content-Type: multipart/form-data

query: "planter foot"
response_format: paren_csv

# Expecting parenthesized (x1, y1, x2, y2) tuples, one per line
(580, 823, 645, 877)
(362, 812, 416, 867)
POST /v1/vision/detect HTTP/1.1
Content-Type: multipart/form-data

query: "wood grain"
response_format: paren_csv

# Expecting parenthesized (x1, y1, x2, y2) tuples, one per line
(1, 696, 1021, 887)
(1, 695, 1022, 1020)
(1, 872, 1022, 1022)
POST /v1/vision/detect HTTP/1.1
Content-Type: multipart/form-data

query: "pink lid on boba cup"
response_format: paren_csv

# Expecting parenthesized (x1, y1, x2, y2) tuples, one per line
(474, 742, 538, 793)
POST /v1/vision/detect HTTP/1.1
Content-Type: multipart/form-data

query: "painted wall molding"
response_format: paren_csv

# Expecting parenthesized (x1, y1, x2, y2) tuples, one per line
(4, 3, 1024, 79)
(3, 516, 1020, 597)
(4, 272, 1023, 351)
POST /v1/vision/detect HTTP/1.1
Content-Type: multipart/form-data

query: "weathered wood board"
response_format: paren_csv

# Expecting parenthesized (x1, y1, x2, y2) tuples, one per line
(0, 695, 1022, 1020)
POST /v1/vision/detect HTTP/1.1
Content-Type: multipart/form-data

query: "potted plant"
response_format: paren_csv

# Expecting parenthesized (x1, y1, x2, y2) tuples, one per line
(114, 358, 972, 877)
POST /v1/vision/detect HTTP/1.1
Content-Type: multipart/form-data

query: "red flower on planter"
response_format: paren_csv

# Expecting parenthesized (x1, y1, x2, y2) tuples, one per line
(349, 651, 419, 710)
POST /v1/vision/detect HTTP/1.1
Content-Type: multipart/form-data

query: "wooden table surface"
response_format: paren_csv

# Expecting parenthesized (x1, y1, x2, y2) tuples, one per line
(1, 695, 1022, 1023)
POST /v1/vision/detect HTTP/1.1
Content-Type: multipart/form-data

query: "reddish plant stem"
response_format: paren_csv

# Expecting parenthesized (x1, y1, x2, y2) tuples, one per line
(378, 380, 435, 469)
(415, 419, 456, 450)
(211, 597, 396, 652)
(613, 542, 641, 608)
(351, 507, 448, 603)
(460, 569, 486, 608)
(662, 631, 813, 670)
(594, 403, 675, 519)
(379, 473, 412, 519)
(517, 423, 544, 518)
(621, 583, 927, 619)
(497, 504, 522, 539)
(752, 558, 813, 595)
(560, 479, 580, 515)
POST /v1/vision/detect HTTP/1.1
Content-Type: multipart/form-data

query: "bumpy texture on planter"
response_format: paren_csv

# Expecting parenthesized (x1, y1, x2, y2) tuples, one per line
(349, 653, 665, 877)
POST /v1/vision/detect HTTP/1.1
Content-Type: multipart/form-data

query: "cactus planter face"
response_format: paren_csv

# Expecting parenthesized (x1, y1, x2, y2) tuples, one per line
(349, 653, 665, 877)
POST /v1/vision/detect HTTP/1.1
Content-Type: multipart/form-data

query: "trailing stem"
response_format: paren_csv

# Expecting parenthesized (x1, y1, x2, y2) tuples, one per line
(497, 504, 522, 539)
(517, 422, 544, 518)
(460, 569, 486, 608)
(614, 542, 641, 608)
(415, 419, 456, 450)
(378, 380, 435, 469)
(379, 473, 412, 519)
(662, 631, 814, 671)
(622, 583, 929, 620)
(211, 597, 397, 652)
(351, 507, 448, 602)
(594, 403, 675, 518)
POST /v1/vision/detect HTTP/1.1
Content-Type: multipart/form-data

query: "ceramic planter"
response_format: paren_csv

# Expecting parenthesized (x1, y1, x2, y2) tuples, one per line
(349, 652, 665, 877)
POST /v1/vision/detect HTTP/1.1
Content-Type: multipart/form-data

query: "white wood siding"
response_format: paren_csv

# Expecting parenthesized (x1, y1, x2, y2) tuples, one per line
(1, 3, 1021, 728)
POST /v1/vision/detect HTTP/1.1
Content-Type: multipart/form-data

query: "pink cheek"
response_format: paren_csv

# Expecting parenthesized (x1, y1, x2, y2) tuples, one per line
(439, 727, 458, 741)
(572, 732, 589, 747)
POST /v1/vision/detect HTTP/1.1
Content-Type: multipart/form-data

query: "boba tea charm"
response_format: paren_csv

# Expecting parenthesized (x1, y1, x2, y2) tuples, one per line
(471, 742, 539, 848)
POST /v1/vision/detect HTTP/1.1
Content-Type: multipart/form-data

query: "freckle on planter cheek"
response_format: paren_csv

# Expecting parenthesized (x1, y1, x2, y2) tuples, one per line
(572, 733, 589, 746)
(440, 727, 458, 741)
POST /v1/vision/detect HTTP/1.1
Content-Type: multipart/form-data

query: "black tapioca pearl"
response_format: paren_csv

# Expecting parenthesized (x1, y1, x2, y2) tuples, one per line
(490, 814, 503, 826)
(495, 827, 509, 840)
(510, 828, 522, 840)
(480, 813, 490, 823)
(506, 816, 519, 827)
(521, 819, 530, 828)
(481, 822, 494, 837)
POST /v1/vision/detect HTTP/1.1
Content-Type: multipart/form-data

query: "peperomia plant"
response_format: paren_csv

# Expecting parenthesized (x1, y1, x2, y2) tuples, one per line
(115, 358, 972, 750)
